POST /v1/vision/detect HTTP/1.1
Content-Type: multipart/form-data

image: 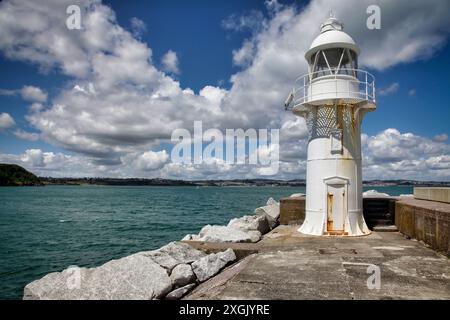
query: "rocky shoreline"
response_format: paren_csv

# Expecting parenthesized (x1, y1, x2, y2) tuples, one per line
(23, 197, 282, 300)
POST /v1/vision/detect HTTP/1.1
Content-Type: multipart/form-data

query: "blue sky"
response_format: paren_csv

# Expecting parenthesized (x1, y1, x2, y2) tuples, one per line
(0, 0, 449, 180)
(103, 0, 268, 91)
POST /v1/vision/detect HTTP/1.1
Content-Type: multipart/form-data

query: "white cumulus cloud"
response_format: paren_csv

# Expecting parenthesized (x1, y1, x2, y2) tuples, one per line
(130, 17, 146, 38)
(20, 85, 47, 102)
(379, 82, 399, 96)
(433, 133, 448, 143)
(130, 150, 170, 171)
(14, 129, 39, 141)
(0, 0, 449, 180)
(0, 112, 15, 129)
(161, 50, 180, 74)
(362, 128, 450, 180)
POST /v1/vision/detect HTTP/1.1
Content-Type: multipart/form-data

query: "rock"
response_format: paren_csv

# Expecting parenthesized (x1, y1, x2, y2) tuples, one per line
(191, 249, 236, 282)
(170, 264, 196, 288)
(246, 230, 262, 242)
(290, 193, 305, 198)
(198, 225, 253, 243)
(139, 241, 206, 271)
(227, 215, 270, 235)
(254, 198, 280, 229)
(363, 190, 390, 197)
(181, 234, 199, 241)
(165, 283, 196, 300)
(266, 197, 279, 206)
(23, 254, 172, 300)
(24, 267, 89, 300)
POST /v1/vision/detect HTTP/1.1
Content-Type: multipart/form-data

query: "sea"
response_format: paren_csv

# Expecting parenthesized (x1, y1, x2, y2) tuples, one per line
(0, 185, 413, 299)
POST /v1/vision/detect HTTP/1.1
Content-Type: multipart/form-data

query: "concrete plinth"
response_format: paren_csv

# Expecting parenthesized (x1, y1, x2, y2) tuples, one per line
(281, 196, 398, 231)
(280, 196, 305, 225)
(414, 187, 450, 204)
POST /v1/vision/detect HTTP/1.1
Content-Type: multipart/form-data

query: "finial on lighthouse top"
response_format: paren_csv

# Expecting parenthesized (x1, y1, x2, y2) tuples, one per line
(305, 13, 358, 62)
(320, 10, 343, 33)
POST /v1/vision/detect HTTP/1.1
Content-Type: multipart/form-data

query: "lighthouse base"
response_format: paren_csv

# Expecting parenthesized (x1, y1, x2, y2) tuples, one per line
(298, 209, 371, 236)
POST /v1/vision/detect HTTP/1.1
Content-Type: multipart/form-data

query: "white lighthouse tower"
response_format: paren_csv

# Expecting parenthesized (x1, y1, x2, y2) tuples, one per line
(285, 14, 376, 236)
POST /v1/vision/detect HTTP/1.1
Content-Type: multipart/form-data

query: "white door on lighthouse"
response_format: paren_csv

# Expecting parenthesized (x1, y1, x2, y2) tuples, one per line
(326, 184, 345, 232)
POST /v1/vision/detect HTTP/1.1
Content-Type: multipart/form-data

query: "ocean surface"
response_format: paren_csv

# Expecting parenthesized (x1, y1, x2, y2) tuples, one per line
(0, 185, 413, 299)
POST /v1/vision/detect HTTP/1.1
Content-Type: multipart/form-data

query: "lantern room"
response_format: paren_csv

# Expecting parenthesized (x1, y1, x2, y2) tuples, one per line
(290, 14, 375, 110)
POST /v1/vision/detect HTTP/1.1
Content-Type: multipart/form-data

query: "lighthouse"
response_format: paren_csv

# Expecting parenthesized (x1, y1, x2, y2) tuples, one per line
(284, 14, 376, 236)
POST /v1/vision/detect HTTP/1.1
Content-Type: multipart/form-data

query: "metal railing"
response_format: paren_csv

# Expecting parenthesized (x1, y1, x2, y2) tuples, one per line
(286, 68, 376, 109)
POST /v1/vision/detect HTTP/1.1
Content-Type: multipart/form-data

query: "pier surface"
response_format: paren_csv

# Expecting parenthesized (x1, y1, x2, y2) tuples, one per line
(185, 226, 450, 300)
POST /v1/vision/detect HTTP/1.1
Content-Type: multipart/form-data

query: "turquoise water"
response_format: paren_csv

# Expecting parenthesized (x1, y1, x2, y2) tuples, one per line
(0, 185, 412, 299)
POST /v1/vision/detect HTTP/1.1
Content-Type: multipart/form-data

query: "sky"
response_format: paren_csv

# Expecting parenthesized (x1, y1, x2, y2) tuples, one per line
(0, 0, 449, 180)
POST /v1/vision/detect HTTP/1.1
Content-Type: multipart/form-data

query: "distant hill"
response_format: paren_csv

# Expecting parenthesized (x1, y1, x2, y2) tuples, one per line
(40, 177, 195, 186)
(0, 164, 448, 187)
(0, 164, 42, 186)
(38, 177, 450, 187)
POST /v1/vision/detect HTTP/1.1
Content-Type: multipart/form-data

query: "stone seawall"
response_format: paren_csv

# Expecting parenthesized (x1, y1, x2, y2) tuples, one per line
(395, 198, 450, 257)
(414, 187, 450, 203)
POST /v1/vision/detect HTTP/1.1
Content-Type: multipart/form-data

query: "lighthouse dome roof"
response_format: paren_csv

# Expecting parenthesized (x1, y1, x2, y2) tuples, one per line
(305, 15, 360, 62)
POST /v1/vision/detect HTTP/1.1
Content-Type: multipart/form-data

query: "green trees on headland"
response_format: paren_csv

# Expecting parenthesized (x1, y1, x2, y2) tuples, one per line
(0, 164, 42, 186)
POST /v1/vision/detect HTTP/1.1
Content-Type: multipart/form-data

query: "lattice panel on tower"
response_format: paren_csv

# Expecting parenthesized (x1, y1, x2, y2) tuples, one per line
(307, 105, 337, 140)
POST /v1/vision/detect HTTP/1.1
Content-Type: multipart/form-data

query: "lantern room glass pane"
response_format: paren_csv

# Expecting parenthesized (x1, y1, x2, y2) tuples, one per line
(310, 49, 358, 79)
(336, 49, 358, 76)
(323, 48, 343, 69)
(311, 51, 331, 78)
(351, 50, 358, 69)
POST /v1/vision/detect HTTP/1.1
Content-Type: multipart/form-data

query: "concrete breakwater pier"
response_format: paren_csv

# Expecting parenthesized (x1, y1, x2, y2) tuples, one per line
(186, 228, 449, 299)
(23, 188, 450, 300)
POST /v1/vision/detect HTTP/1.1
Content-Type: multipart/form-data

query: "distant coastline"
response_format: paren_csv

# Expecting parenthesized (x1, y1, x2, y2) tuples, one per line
(1, 163, 449, 187)
(38, 177, 450, 188)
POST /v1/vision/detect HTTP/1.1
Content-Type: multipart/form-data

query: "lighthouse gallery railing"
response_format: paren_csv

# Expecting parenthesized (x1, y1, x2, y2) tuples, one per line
(288, 68, 376, 108)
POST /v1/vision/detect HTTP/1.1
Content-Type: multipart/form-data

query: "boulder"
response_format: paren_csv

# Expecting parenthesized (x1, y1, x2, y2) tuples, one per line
(255, 198, 280, 229)
(139, 241, 206, 271)
(170, 264, 196, 288)
(246, 230, 262, 242)
(181, 234, 199, 241)
(363, 189, 390, 197)
(227, 215, 270, 235)
(165, 283, 196, 300)
(23, 254, 172, 300)
(24, 267, 89, 300)
(266, 197, 279, 206)
(198, 225, 253, 243)
(290, 193, 305, 198)
(191, 249, 236, 282)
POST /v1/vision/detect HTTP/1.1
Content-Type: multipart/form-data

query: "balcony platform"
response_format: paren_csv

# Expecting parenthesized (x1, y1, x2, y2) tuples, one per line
(285, 68, 376, 110)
